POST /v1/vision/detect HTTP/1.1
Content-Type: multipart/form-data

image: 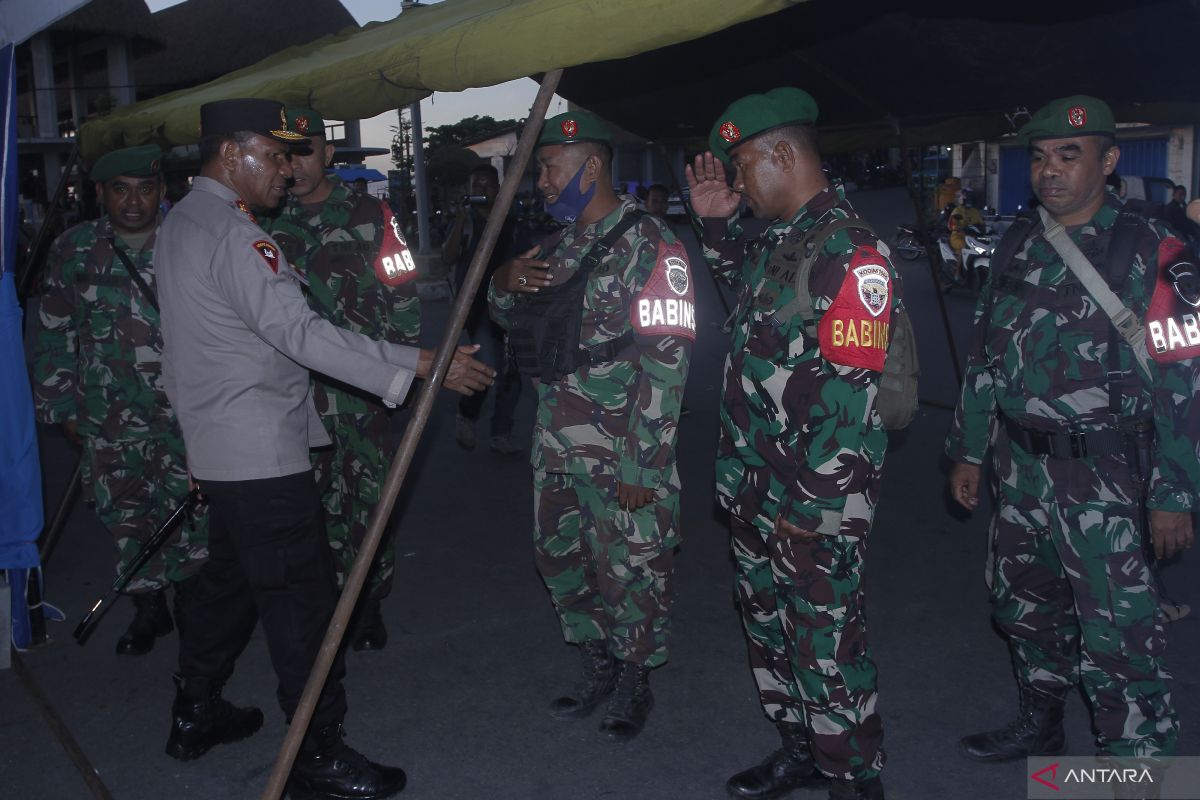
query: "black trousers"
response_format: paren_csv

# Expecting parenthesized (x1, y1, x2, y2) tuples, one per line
(177, 470, 348, 729)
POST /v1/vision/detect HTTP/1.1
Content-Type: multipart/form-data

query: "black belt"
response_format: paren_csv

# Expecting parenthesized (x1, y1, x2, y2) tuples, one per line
(1001, 415, 1127, 460)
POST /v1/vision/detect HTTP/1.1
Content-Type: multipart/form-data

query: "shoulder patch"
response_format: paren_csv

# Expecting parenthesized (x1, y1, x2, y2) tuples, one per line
(631, 239, 697, 341)
(374, 203, 417, 286)
(818, 245, 893, 371)
(253, 239, 280, 273)
(1146, 236, 1200, 362)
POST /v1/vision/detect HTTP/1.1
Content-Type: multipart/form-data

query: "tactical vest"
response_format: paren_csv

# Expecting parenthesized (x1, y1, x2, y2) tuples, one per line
(508, 211, 644, 382)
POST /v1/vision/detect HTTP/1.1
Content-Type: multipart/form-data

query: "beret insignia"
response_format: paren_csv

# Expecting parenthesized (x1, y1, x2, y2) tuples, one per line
(1068, 106, 1087, 128)
(719, 121, 741, 143)
(561, 119, 578, 138)
(296, 116, 310, 134)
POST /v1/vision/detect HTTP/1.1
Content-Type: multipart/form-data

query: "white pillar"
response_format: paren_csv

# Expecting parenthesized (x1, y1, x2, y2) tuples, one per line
(106, 37, 135, 107)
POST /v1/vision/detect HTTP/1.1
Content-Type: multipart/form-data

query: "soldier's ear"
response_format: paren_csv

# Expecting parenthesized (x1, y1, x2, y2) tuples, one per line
(219, 138, 242, 171)
(322, 142, 336, 168)
(773, 139, 796, 174)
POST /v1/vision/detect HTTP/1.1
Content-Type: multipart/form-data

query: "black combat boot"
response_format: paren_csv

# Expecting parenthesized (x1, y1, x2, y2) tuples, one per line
(960, 683, 1068, 762)
(726, 721, 829, 799)
(828, 775, 884, 800)
(115, 588, 174, 655)
(549, 639, 617, 719)
(287, 723, 406, 800)
(165, 674, 264, 761)
(351, 598, 387, 652)
(598, 660, 654, 742)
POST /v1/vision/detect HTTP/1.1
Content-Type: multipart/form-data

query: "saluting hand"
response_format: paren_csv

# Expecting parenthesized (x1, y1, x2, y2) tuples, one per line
(494, 246, 554, 294)
(685, 151, 741, 218)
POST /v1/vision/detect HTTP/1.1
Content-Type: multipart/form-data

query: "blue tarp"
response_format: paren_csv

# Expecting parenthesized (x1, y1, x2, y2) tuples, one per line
(1, 43, 44, 647)
(330, 167, 386, 183)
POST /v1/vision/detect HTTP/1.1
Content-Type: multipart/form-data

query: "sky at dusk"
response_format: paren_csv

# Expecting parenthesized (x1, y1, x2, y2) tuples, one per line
(144, 0, 568, 174)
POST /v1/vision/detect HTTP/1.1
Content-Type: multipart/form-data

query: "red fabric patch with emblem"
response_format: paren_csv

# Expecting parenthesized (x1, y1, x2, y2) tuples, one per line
(374, 204, 418, 286)
(1068, 106, 1087, 128)
(719, 121, 741, 143)
(1145, 236, 1200, 363)
(561, 119, 578, 138)
(253, 240, 281, 273)
(818, 245, 893, 372)
(296, 116, 310, 134)
(631, 240, 697, 341)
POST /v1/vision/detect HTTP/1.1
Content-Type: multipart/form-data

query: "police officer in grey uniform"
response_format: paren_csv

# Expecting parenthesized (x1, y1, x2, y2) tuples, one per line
(155, 98, 493, 800)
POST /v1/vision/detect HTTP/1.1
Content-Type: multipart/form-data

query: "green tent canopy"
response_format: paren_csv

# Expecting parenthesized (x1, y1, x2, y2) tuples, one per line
(78, 0, 798, 160)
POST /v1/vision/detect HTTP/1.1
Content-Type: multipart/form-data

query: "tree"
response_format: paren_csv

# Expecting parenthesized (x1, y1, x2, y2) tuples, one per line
(424, 115, 519, 155)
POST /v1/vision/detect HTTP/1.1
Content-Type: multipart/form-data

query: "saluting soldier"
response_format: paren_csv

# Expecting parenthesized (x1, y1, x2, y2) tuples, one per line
(32, 144, 208, 656)
(687, 88, 901, 800)
(261, 107, 420, 651)
(947, 96, 1199, 766)
(489, 111, 695, 742)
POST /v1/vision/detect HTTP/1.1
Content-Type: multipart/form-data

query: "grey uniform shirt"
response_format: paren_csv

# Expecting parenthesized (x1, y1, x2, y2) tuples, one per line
(157, 177, 418, 481)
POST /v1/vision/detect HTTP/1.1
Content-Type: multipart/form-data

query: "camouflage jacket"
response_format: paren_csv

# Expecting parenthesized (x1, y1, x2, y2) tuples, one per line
(945, 191, 1200, 511)
(701, 183, 901, 536)
(262, 177, 421, 417)
(489, 197, 694, 489)
(32, 216, 178, 441)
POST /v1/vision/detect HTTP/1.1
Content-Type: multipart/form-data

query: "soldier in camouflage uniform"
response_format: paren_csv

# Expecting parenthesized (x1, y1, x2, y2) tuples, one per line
(947, 96, 1198, 763)
(687, 89, 898, 800)
(488, 111, 695, 742)
(32, 145, 207, 656)
(261, 108, 420, 651)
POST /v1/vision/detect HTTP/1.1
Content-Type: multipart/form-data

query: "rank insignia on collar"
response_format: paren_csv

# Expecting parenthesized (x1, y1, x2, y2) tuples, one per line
(719, 121, 741, 143)
(1068, 106, 1087, 128)
(253, 239, 280, 273)
(235, 198, 257, 223)
(561, 119, 578, 138)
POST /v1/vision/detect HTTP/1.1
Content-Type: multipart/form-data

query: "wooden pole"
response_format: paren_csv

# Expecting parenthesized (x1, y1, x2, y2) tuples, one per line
(259, 68, 564, 800)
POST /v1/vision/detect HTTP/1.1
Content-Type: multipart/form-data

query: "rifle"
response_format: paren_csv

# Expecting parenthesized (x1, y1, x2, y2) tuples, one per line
(73, 488, 201, 645)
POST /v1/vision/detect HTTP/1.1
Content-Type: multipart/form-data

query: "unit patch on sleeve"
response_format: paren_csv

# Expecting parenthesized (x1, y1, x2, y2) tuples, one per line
(631, 239, 697, 341)
(1146, 236, 1200, 363)
(253, 239, 280, 273)
(374, 204, 418, 286)
(817, 245, 893, 371)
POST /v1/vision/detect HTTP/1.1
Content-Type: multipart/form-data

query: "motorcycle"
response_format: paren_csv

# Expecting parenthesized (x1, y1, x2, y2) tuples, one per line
(938, 224, 995, 294)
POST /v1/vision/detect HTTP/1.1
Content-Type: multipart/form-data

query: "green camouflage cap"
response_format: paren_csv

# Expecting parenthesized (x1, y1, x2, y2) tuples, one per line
(709, 87, 819, 164)
(91, 144, 163, 182)
(538, 110, 611, 147)
(286, 107, 326, 138)
(1017, 95, 1115, 145)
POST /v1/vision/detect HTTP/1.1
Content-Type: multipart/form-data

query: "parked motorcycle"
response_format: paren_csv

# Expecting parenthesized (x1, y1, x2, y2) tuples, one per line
(938, 224, 995, 294)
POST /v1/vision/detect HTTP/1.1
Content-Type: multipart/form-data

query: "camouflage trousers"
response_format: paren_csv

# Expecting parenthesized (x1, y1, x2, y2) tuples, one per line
(311, 410, 396, 599)
(85, 435, 208, 593)
(532, 470, 678, 667)
(730, 515, 885, 782)
(988, 437, 1177, 756)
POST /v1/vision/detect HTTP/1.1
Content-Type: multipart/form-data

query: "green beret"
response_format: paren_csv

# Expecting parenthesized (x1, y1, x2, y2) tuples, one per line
(538, 110, 611, 147)
(286, 107, 326, 138)
(709, 87, 819, 164)
(91, 144, 163, 183)
(1017, 95, 1115, 145)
